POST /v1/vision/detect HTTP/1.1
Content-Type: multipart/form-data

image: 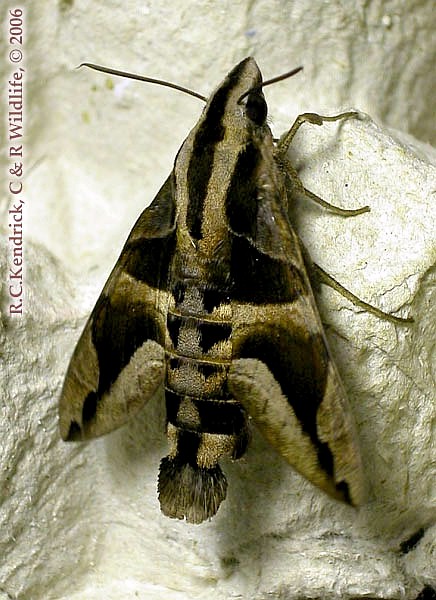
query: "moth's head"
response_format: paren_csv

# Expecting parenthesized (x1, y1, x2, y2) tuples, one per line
(201, 57, 269, 144)
(233, 57, 268, 127)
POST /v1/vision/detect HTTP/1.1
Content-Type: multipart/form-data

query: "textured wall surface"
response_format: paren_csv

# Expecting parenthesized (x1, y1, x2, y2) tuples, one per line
(0, 1, 435, 599)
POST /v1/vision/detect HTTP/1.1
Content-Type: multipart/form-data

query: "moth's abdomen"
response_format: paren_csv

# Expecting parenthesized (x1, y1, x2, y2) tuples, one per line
(158, 280, 249, 523)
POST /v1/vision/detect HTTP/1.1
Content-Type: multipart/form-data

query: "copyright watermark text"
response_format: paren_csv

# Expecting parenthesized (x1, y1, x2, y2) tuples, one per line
(5, 8, 25, 316)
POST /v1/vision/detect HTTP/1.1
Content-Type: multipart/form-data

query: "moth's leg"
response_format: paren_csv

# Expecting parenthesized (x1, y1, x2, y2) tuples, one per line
(278, 111, 370, 217)
(313, 263, 414, 324)
(277, 111, 359, 152)
(282, 156, 369, 217)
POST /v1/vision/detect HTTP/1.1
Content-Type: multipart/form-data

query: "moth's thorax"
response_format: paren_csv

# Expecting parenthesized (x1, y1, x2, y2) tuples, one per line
(173, 57, 275, 252)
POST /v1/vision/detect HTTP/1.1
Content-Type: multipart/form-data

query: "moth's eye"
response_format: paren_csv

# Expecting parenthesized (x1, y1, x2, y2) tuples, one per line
(245, 91, 267, 125)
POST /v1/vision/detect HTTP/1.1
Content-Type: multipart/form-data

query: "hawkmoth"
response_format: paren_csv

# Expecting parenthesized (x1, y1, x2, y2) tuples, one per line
(60, 57, 411, 524)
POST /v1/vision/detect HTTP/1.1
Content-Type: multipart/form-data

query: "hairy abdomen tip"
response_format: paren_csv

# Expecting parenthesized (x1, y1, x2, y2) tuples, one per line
(158, 457, 227, 524)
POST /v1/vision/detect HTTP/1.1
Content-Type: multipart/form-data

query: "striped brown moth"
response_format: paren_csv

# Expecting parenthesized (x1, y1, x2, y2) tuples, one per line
(59, 58, 411, 524)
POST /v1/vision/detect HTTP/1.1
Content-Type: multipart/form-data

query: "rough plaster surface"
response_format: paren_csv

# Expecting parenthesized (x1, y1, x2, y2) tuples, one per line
(0, 1, 435, 599)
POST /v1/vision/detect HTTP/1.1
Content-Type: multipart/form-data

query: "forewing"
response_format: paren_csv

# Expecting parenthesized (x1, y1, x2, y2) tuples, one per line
(59, 174, 177, 441)
(227, 167, 365, 505)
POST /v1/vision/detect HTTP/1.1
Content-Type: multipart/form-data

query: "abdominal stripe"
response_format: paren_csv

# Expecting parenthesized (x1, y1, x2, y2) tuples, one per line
(167, 312, 232, 354)
(165, 390, 246, 435)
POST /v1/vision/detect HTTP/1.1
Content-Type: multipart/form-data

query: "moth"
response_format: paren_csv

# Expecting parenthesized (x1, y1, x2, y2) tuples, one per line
(60, 57, 411, 524)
